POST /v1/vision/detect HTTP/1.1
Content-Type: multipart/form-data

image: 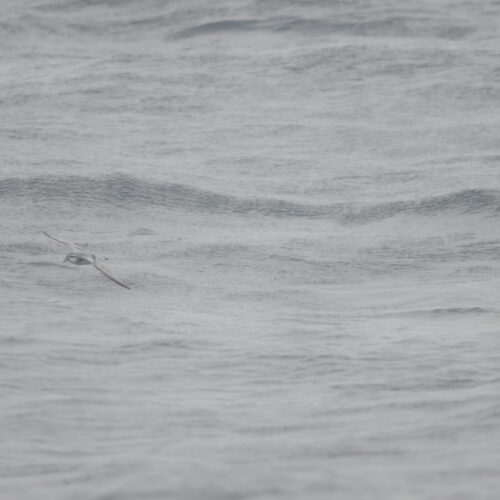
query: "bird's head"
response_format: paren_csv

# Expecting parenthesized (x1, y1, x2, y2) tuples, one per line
(63, 253, 74, 263)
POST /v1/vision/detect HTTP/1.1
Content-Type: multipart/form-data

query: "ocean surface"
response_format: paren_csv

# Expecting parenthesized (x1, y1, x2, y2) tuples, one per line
(1, 1, 500, 499)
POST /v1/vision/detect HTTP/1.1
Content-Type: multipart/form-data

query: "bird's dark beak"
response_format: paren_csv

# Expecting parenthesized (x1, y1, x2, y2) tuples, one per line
(63, 256, 68, 263)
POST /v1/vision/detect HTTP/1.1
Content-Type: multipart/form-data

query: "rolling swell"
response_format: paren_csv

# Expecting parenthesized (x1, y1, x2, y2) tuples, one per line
(174, 15, 473, 41)
(0, 174, 499, 223)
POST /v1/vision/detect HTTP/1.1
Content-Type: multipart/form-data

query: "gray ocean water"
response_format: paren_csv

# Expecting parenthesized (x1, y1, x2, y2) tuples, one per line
(2, 1, 500, 499)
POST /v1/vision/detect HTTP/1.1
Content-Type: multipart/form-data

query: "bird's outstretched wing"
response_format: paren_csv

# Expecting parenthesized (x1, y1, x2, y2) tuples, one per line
(42, 231, 83, 251)
(91, 256, 130, 290)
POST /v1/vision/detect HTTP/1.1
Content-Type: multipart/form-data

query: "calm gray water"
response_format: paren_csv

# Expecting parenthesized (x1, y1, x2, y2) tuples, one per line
(1, 1, 500, 499)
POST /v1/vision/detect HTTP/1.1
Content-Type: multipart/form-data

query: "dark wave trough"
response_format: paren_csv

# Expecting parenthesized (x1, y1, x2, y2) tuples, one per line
(1, 174, 499, 223)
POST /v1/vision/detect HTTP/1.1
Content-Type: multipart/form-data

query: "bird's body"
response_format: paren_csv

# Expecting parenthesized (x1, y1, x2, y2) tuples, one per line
(43, 232, 131, 290)
(64, 252, 93, 266)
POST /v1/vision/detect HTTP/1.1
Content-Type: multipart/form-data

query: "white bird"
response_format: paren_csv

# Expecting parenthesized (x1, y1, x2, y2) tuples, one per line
(42, 231, 131, 290)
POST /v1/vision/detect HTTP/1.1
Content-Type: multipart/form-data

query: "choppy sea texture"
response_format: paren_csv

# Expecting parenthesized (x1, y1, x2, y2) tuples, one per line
(1, 1, 500, 499)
